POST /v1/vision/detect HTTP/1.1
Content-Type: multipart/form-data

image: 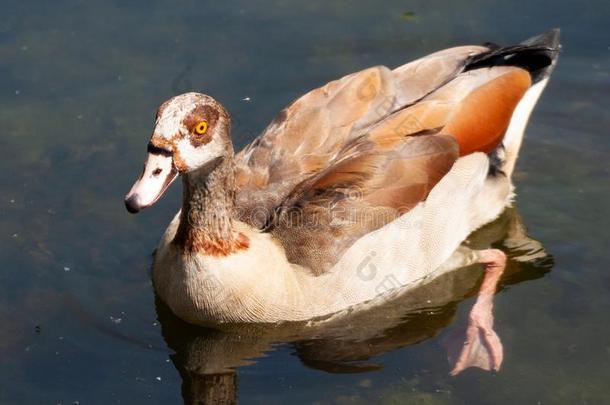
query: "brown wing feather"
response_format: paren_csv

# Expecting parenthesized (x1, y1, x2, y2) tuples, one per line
(234, 46, 491, 226)
(268, 134, 459, 274)
(234, 66, 394, 226)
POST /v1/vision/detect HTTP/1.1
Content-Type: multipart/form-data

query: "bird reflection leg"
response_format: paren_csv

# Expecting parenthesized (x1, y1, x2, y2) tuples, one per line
(448, 249, 507, 376)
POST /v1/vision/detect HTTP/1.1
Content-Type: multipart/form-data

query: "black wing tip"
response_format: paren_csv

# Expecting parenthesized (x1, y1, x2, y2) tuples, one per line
(517, 28, 562, 82)
(466, 29, 561, 83)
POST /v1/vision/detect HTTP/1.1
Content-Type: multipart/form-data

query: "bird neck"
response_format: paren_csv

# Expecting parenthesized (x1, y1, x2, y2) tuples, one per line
(174, 149, 249, 256)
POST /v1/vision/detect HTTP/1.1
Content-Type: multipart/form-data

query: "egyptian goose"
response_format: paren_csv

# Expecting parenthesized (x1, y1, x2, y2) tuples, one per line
(125, 30, 559, 373)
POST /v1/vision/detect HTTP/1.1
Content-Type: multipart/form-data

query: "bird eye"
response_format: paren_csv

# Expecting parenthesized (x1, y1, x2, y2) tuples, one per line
(194, 121, 208, 135)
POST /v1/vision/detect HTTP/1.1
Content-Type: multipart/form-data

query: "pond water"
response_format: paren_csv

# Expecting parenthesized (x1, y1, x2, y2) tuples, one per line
(1, 0, 609, 403)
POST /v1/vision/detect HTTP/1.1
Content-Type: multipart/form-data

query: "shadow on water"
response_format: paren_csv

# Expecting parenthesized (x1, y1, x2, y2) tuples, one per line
(154, 207, 553, 404)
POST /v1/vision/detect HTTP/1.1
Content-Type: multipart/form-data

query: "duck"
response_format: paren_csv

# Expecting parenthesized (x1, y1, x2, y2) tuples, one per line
(125, 29, 559, 372)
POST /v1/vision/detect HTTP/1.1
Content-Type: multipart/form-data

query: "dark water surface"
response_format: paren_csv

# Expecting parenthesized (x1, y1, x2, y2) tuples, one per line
(1, 0, 609, 403)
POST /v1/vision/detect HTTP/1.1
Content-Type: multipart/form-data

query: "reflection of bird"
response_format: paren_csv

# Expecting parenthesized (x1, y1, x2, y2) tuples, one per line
(124, 30, 559, 340)
(157, 208, 553, 403)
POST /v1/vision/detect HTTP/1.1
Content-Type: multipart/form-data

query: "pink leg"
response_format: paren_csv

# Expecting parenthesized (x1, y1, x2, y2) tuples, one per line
(448, 249, 507, 376)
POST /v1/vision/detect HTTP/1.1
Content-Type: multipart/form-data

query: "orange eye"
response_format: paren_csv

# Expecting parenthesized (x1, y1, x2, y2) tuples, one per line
(195, 121, 208, 135)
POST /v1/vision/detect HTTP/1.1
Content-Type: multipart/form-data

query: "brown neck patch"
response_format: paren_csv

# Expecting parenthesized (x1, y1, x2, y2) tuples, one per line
(180, 231, 250, 257)
(173, 154, 250, 257)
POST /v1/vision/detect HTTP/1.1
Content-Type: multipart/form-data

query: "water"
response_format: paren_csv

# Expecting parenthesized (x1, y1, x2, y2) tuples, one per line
(1, 0, 609, 403)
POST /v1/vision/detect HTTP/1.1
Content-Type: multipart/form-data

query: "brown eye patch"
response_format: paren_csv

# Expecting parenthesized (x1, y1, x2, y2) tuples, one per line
(183, 105, 220, 146)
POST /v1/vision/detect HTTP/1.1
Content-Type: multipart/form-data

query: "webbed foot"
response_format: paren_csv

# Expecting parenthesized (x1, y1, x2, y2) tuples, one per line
(447, 249, 506, 376)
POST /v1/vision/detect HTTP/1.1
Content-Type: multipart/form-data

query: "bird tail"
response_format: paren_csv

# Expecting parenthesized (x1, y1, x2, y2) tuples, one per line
(465, 28, 561, 84)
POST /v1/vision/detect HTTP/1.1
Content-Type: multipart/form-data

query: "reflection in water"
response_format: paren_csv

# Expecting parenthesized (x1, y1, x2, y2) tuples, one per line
(155, 208, 552, 404)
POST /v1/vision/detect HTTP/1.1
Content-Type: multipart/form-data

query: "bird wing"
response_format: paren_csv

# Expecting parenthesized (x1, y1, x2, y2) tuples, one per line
(234, 46, 486, 221)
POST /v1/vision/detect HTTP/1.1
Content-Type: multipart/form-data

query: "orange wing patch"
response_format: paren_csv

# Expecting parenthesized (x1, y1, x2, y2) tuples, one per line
(443, 69, 531, 155)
